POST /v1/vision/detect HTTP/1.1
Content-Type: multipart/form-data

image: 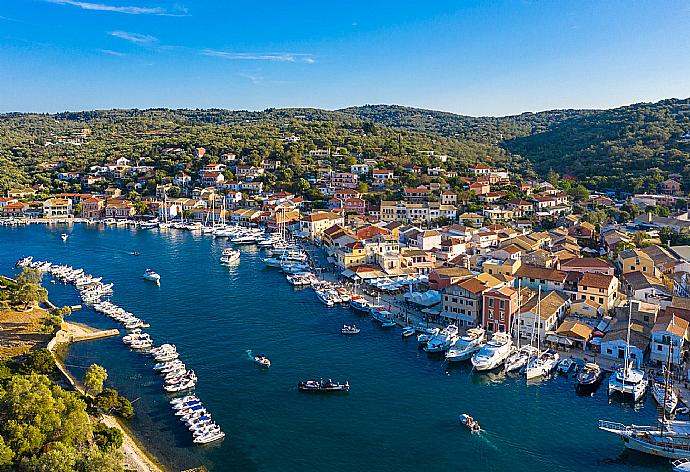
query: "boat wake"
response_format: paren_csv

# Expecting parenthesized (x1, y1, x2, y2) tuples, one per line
(246, 349, 254, 360)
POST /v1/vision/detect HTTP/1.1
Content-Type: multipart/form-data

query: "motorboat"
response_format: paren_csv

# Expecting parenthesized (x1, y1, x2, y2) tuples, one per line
(341, 324, 360, 335)
(170, 395, 199, 406)
(298, 379, 350, 393)
(165, 379, 196, 393)
(471, 332, 513, 371)
(557, 357, 577, 374)
(314, 289, 334, 307)
(424, 325, 459, 352)
(525, 349, 560, 381)
(673, 458, 690, 472)
(220, 248, 241, 265)
(608, 362, 647, 402)
(254, 354, 271, 368)
(380, 321, 396, 328)
(61, 233, 69, 241)
(417, 328, 439, 348)
(446, 328, 485, 362)
(652, 377, 679, 414)
(459, 413, 481, 433)
(401, 327, 416, 338)
(143, 269, 161, 284)
(193, 430, 225, 444)
(576, 362, 604, 393)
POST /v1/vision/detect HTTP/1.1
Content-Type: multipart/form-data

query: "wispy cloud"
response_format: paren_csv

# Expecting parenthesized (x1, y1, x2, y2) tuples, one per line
(202, 49, 316, 64)
(109, 31, 158, 44)
(44, 0, 188, 16)
(98, 48, 126, 56)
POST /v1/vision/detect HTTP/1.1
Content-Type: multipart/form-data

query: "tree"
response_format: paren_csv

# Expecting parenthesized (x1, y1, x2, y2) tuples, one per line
(567, 184, 590, 202)
(15, 283, 48, 310)
(291, 178, 310, 195)
(93, 424, 123, 451)
(357, 182, 369, 193)
(16, 267, 42, 286)
(0, 437, 14, 466)
(20, 349, 56, 375)
(83, 364, 108, 397)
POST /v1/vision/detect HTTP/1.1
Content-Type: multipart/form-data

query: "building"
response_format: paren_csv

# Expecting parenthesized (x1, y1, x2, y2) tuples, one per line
(42, 198, 73, 219)
(372, 169, 394, 187)
(560, 258, 614, 275)
(105, 200, 135, 219)
(576, 272, 619, 311)
(650, 315, 689, 367)
(299, 212, 345, 241)
(428, 267, 472, 291)
(80, 197, 104, 219)
(482, 286, 521, 334)
(599, 319, 649, 368)
(441, 274, 503, 327)
(516, 291, 570, 341)
(334, 241, 367, 268)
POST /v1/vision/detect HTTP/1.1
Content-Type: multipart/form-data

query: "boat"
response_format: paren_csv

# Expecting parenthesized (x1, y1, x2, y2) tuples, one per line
(193, 431, 226, 444)
(525, 349, 560, 380)
(143, 269, 161, 284)
(380, 321, 397, 328)
(220, 248, 240, 265)
(471, 332, 513, 371)
(61, 233, 69, 241)
(446, 328, 486, 362)
(314, 289, 334, 307)
(673, 458, 690, 471)
(608, 300, 648, 402)
(341, 324, 360, 335)
(417, 328, 439, 348)
(170, 395, 199, 406)
(401, 326, 416, 338)
(254, 354, 271, 368)
(424, 324, 459, 353)
(459, 413, 481, 433)
(298, 379, 350, 393)
(504, 345, 539, 373)
(652, 377, 679, 414)
(557, 357, 577, 374)
(576, 362, 604, 393)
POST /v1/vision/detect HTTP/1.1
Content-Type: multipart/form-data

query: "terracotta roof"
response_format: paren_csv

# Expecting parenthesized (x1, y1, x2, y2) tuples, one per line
(560, 258, 611, 269)
(556, 320, 594, 340)
(653, 315, 689, 338)
(515, 265, 567, 282)
(578, 272, 615, 290)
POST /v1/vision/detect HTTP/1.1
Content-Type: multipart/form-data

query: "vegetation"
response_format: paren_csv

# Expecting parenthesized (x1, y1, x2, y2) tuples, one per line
(83, 364, 108, 397)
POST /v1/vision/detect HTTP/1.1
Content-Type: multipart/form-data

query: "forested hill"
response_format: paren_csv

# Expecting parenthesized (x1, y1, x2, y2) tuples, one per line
(343, 99, 690, 192)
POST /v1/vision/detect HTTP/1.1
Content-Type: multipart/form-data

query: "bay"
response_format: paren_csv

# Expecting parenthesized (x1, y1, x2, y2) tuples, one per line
(0, 223, 667, 471)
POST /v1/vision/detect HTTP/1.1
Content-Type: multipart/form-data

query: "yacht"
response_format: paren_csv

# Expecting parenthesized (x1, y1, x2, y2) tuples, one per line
(298, 379, 350, 393)
(314, 289, 334, 307)
(424, 325, 459, 353)
(471, 332, 513, 371)
(220, 248, 240, 265)
(143, 269, 161, 284)
(504, 345, 539, 373)
(599, 419, 690, 459)
(446, 328, 485, 362)
(576, 362, 604, 394)
(193, 430, 225, 444)
(525, 349, 560, 380)
(608, 362, 648, 401)
(417, 328, 439, 349)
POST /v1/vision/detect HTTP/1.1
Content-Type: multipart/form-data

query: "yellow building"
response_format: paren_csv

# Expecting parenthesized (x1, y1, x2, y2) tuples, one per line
(616, 248, 657, 277)
(335, 241, 367, 268)
(577, 272, 619, 311)
(483, 258, 521, 277)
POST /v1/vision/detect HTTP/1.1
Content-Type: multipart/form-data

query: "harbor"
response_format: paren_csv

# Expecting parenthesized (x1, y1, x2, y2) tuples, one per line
(0, 222, 672, 471)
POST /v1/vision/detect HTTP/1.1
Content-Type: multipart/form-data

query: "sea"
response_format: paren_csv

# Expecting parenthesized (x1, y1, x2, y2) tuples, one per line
(0, 223, 670, 472)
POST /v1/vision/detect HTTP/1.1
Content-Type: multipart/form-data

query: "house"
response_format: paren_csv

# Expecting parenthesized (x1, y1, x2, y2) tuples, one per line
(0, 197, 18, 208)
(568, 299, 605, 327)
(665, 297, 690, 323)
(403, 187, 432, 203)
(514, 265, 568, 293)
(329, 172, 359, 189)
(472, 164, 491, 175)
(658, 178, 682, 196)
(201, 172, 225, 187)
(620, 271, 671, 304)
(440, 191, 458, 205)
(350, 164, 369, 175)
(552, 320, 595, 350)
(335, 241, 367, 268)
(428, 267, 473, 291)
(240, 181, 264, 193)
(457, 212, 484, 226)
(415, 230, 442, 250)
(560, 258, 614, 275)
(42, 198, 73, 218)
(80, 197, 104, 219)
(0, 202, 28, 217)
(599, 319, 649, 368)
(469, 181, 490, 195)
(617, 248, 657, 276)
(56, 171, 80, 181)
(516, 290, 570, 341)
(441, 273, 503, 327)
(436, 237, 468, 263)
(399, 249, 436, 274)
(299, 212, 345, 241)
(568, 222, 596, 240)
(483, 286, 522, 334)
(104, 187, 122, 199)
(650, 315, 689, 367)
(173, 173, 192, 188)
(105, 200, 135, 219)
(576, 272, 619, 311)
(372, 169, 394, 187)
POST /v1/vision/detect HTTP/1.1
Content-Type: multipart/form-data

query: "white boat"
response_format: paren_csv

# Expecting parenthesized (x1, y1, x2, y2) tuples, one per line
(193, 431, 225, 444)
(608, 362, 647, 401)
(341, 324, 361, 335)
(349, 296, 371, 313)
(401, 326, 416, 338)
(525, 349, 560, 380)
(599, 419, 690, 459)
(459, 413, 481, 433)
(220, 249, 240, 265)
(673, 458, 690, 472)
(471, 332, 513, 371)
(557, 357, 577, 374)
(446, 328, 485, 362)
(314, 289, 334, 307)
(424, 325, 459, 353)
(504, 345, 539, 373)
(254, 354, 271, 368)
(61, 233, 69, 241)
(143, 269, 161, 283)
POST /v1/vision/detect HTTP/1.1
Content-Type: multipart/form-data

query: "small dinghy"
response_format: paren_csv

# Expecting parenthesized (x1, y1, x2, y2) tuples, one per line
(459, 413, 481, 433)
(341, 324, 360, 335)
(254, 354, 271, 368)
(401, 326, 416, 338)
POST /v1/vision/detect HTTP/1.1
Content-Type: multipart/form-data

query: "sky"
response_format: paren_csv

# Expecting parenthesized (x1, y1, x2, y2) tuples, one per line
(1, 0, 689, 116)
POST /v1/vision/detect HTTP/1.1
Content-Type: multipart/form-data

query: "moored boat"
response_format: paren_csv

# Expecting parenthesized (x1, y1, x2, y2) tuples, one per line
(576, 362, 604, 394)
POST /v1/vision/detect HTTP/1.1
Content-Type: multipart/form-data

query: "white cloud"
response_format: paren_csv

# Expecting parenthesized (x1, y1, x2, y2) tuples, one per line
(202, 49, 316, 64)
(44, 0, 188, 16)
(109, 31, 158, 44)
(98, 49, 126, 56)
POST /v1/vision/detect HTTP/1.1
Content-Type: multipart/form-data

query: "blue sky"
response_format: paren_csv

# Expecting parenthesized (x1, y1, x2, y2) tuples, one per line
(1, 0, 689, 115)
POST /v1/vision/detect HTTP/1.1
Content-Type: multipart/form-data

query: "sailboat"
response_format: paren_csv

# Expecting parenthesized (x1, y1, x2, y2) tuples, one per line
(524, 287, 560, 380)
(504, 281, 538, 373)
(159, 191, 170, 229)
(607, 300, 647, 401)
(600, 322, 684, 458)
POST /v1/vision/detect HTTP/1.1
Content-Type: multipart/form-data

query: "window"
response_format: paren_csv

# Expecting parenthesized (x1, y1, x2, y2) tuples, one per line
(488, 298, 494, 307)
(499, 300, 506, 310)
(658, 344, 663, 351)
(489, 312, 494, 320)
(599, 297, 603, 304)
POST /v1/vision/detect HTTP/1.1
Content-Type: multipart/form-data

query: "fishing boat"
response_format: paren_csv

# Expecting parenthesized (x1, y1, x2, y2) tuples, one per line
(446, 328, 486, 362)
(341, 324, 360, 335)
(380, 320, 397, 328)
(652, 377, 679, 414)
(576, 362, 604, 393)
(471, 332, 513, 371)
(459, 413, 481, 433)
(61, 233, 69, 241)
(143, 269, 161, 284)
(349, 296, 371, 313)
(298, 379, 350, 393)
(254, 354, 271, 368)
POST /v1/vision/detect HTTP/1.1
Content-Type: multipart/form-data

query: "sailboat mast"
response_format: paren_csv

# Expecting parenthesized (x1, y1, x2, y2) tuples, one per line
(661, 327, 674, 435)
(624, 299, 633, 383)
(515, 279, 521, 349)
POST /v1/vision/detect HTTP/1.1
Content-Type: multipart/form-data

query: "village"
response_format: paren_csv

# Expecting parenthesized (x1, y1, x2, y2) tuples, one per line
(3, 145, 690, 385)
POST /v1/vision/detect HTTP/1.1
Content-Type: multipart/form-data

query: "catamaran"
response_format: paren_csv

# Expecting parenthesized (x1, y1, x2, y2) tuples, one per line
(608, 301, 647, 402)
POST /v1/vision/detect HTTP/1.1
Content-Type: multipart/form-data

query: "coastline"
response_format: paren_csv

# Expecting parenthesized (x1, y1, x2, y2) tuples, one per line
(49, 321, 166, 472)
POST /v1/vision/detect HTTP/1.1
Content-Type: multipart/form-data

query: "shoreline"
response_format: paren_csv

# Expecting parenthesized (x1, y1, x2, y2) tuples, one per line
(49, 321, 166, 472)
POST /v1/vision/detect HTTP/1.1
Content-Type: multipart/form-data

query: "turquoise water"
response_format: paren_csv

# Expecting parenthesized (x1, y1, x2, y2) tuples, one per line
(0, 224, 669, 471)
